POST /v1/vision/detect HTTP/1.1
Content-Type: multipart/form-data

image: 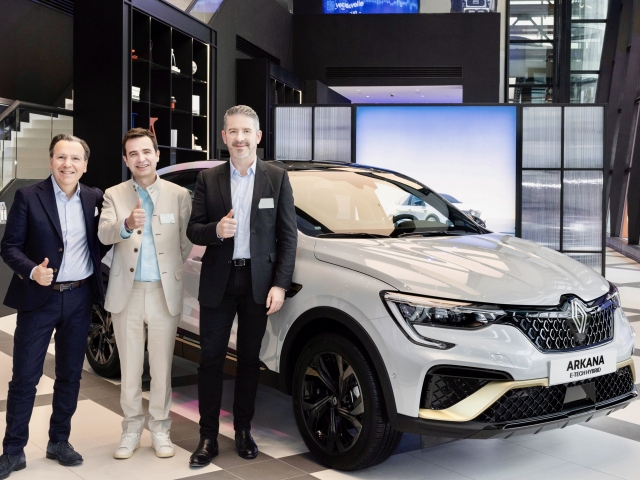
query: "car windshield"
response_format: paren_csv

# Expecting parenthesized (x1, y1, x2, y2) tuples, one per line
(289, 168, 484, 238)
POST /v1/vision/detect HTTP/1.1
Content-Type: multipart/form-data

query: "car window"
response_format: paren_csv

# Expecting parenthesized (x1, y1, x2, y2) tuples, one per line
(440, 193, 460, 203)
(289, 169, 482, 237)
(161, 171, 200, 200)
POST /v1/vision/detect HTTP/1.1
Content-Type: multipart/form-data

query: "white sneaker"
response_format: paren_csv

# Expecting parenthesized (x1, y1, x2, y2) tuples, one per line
(113, 433, 141, 459)
(151, 432, 175, 458)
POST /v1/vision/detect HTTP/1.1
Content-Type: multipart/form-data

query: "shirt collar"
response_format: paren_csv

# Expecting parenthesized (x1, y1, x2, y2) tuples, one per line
(133, 175, 159, 194)
(51, 175, 81, 198)
(230, 157, 257, 178)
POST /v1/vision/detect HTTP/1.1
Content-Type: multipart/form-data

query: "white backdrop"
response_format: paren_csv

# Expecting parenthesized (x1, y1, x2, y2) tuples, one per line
(356, 106, 517, 235)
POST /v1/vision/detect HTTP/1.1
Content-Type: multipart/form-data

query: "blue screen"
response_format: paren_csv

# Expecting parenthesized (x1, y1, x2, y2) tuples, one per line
(356, 106, 517, 235)
(323, 0, 419, 14)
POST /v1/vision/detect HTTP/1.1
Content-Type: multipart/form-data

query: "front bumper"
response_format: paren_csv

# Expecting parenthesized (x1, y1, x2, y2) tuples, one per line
(398, 387, 637, 439)
(396, 359, 637, 438)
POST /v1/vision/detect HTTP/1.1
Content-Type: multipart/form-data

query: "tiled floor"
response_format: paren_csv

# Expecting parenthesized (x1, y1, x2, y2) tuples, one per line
(2, 248, 640, 479)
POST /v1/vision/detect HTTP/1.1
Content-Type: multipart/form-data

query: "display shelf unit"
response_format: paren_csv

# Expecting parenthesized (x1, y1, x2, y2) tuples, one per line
(131, 8, 210, 169)
(236, 59, 303, 159)
(74, 0, 216, 191)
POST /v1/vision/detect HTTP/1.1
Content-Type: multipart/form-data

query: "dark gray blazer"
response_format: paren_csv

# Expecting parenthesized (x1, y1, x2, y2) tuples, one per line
(186, 159, 297, 308)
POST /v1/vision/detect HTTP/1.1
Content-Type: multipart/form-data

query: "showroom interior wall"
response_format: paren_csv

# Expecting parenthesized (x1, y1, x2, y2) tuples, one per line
(210, 0, 294, 145)
(0, 0, 72, 106)
(291, 10, 501, 103)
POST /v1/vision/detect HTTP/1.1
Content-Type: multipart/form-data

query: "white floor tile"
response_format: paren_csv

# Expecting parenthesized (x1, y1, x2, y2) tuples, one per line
(409, 438, 565, 480)
(311, 453, 470, 480)
(2, 401, 222, 480)
(608, 398, 640, 425)
(0, 313, 17, 336)
(618, 287, 640, 310)
(501, 462, 622, 480)
(605, 267, 640, 285)
(0, 351, 56, 401)
(503, 425, 635, 462)
(7, 441, 82, 480)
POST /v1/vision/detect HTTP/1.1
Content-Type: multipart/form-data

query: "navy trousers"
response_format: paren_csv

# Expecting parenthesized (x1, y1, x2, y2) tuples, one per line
(198, 264, 269, 439)
(3, 283, 92, 455)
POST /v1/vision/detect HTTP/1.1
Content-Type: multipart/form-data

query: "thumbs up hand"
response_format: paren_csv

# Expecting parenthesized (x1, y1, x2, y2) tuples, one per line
(33, 257, 54, 286)
(216, 209, 237, 238)
(127, 198, 145, 230)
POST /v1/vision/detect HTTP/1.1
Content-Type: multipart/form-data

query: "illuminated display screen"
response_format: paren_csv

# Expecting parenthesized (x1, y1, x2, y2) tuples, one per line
(323, 0, 419, 14)
(356, 106, 517, 235)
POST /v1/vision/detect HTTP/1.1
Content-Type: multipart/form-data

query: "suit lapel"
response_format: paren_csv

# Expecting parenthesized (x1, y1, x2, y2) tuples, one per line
(79, 184, 94, 250)
(217, 162, 232, 213)
(250, 159, 268, 225)
(37, 177, 63, 241)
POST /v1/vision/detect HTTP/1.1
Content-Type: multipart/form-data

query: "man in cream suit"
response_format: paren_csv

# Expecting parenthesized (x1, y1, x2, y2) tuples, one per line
(98, 128, 192, 459)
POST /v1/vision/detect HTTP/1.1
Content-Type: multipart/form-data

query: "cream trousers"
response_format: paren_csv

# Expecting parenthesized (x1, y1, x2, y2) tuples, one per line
(111, 281, 180, 434)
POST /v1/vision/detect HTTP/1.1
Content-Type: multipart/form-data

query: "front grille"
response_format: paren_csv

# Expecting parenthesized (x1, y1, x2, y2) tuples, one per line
(477, 366, 635, 423)
(501, 302, 615, 352)
(423, 375, 489, 410)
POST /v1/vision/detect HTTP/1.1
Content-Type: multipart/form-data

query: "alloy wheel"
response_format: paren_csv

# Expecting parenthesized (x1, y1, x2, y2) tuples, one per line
(87, 304, 116, 365)
(301, 352, 364, 453)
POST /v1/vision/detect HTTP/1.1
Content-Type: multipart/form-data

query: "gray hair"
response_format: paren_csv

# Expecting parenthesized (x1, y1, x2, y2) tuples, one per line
(223, 105, 260, 132)
(49, 133, 90, 160)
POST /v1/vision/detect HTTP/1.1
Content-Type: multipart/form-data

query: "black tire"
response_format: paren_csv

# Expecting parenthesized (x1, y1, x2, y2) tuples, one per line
(292, 334, 402, 471)
(425, 214, 439, 222)
(86, 304, 121, 378)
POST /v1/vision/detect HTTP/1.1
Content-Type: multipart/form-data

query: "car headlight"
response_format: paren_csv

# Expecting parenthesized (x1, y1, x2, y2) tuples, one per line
(607, 282, 621, 309)
(382, 292, 506, 349)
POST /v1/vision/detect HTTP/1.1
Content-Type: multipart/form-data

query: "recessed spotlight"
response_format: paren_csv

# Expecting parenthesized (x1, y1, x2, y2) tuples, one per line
(390, 93, 394, 97)
(366, 95, 370, 97)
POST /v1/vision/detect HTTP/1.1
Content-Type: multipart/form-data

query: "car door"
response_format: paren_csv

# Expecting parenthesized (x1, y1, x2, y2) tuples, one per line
(161, 168, 278, 365)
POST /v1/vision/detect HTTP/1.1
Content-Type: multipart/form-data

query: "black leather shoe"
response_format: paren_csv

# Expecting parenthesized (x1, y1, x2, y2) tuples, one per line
(189, 438, 218, 467)
(45, 441, 83, 466)
(235, 430, 258, 459)
(0, 453, 26, 479)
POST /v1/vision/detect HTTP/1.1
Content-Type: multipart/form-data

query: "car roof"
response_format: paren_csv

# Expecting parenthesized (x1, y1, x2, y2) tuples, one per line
(156, 159, 403, 177)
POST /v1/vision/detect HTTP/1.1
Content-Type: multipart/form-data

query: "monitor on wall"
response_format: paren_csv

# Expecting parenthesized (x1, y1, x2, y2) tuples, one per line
(356, 105, 517, 235)
(323, 0, 420, 14)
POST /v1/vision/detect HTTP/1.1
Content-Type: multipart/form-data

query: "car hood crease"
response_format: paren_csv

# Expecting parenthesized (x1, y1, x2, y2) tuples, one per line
(313, 233, 609, 306)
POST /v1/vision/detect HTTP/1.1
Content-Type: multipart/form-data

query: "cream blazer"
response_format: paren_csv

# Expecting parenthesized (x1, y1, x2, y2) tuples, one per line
(98, 178, 192, 316)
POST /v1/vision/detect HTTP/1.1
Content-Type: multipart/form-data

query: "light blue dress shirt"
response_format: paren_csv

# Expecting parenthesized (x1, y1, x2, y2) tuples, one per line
(230, 158, 256, 259)
(120, 178, 161, 282)
(50, 176, 93, 282)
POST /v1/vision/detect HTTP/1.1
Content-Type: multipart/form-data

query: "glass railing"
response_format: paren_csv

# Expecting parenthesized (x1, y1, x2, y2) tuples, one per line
(0, 101, 73, 191)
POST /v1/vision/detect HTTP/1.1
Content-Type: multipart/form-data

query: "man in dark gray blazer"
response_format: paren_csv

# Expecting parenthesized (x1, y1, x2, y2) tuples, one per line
(186, 105, 297, 466)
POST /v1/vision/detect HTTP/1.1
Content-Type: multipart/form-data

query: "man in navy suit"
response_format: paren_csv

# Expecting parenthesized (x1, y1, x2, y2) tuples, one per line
(0, 134, 110, 478)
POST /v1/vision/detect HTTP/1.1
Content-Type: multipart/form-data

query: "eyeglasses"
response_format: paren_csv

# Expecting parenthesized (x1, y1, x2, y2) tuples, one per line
(52, 154, 86, 164)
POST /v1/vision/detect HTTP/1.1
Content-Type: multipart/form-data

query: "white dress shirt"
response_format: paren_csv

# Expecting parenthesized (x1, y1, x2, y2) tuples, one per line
(49, 176, 93, 282)
(230, 158, 256, 259)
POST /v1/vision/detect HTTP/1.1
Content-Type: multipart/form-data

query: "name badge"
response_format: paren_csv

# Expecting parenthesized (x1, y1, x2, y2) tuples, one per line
(259, 198, 274, 209)
(160, 213, 175, 224)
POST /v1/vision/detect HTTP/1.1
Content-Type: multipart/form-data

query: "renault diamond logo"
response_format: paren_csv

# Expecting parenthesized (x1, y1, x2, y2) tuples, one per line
(570, 299, 589, 335)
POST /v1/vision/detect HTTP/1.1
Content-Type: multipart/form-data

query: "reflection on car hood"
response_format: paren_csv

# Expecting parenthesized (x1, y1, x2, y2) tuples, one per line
(313, 233, 608, 306)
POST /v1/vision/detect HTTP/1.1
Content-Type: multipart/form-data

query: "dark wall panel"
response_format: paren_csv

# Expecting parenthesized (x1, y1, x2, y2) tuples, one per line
(211, 0, 293, 142)
(292, 14, 501, 103)
(0, 0, 73, 105)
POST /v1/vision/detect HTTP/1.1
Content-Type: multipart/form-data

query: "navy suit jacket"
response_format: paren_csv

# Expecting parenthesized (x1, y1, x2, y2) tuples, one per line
(0, 177, 111, 312)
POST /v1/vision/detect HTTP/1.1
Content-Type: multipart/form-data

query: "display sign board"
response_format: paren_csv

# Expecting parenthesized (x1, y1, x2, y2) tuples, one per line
(356, 106, 517, 235)
(323, 0, 419, 14)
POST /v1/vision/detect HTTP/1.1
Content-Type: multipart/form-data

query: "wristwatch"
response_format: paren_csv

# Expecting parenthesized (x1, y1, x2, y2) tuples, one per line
(124, 218, 134, 234)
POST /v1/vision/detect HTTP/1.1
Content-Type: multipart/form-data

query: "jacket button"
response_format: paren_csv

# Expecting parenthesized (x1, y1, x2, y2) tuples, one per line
(137, 230, 142, 234)
(53, 268, 58, 273)
(58, 247, 63, 252)
(130, 268, 134, 272)
(134, 248, 138, 253)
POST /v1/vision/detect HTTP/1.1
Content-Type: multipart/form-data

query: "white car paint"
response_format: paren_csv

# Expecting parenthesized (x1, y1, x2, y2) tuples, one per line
(105, 161, 634, 422)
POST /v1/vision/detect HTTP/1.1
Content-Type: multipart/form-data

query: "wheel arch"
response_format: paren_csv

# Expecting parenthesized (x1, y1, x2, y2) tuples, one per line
(278, 306, 399, 429)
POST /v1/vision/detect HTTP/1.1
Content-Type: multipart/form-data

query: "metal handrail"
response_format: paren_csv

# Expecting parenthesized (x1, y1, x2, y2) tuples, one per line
(0, 100, 73, 125)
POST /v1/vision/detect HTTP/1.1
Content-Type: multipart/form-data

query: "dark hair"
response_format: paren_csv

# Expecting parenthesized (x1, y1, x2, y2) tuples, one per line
(49, 134, 90, 160)
(122, 128, 159, 156)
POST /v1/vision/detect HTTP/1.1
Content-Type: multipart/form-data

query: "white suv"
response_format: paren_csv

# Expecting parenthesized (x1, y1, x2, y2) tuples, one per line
(87, 160, 637, 471)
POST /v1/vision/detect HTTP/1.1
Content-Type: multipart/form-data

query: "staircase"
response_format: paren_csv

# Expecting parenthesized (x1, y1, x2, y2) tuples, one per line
(1, 111, 73, 187)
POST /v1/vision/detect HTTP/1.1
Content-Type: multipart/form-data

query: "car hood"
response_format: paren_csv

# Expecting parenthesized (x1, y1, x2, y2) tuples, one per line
(313, 233, 608, 306)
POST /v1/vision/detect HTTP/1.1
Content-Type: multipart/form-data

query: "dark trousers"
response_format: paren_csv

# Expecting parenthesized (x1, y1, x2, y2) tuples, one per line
(3, 283, 92, 455)
(198, 264, 268, 439)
